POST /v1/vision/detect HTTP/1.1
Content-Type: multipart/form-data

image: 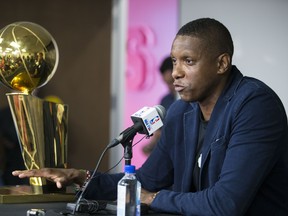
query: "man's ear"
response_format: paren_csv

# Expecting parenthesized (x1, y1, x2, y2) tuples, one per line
(217, 53, 231, 74)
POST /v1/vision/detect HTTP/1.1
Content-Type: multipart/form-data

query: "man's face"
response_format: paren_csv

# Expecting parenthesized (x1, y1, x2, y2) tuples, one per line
(171, 35, 222, 104)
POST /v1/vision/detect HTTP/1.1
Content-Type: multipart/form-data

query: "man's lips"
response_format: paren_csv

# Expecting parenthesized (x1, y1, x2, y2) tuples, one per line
(174, 83, 185, 92)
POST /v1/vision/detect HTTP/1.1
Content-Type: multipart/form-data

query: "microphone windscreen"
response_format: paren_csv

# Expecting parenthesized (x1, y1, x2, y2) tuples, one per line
(154, 105, 166, 121)
(131, 105, 165, 136)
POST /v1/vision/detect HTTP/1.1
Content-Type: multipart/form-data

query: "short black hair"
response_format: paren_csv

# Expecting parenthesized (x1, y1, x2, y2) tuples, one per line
(159, 56, 173, 74)
(177, 18, 234, 58)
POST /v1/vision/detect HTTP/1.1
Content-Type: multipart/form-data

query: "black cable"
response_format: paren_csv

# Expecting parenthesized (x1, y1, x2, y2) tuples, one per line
(71, 144, 110, 214)
(103, 135, 147, 175)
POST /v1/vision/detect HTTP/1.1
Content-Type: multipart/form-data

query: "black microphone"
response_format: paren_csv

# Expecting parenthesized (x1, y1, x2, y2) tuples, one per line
(108, 105, 166, 148)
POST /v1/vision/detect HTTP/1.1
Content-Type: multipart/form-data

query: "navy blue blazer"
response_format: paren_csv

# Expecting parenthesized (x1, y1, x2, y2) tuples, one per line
(85, 66, 288, 216)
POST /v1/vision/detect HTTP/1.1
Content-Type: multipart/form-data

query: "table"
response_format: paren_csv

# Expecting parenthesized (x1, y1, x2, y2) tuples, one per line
(0, 186, 181, 215)
(0, 202, 67, 216)
(0, 201, 180, 216)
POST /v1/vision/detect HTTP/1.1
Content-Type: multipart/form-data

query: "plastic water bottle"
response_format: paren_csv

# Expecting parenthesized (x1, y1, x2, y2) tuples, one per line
(117, 165, 141, 216)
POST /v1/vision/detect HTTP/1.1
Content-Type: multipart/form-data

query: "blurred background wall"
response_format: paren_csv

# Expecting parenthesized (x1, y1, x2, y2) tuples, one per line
(122, 0, 178, 169)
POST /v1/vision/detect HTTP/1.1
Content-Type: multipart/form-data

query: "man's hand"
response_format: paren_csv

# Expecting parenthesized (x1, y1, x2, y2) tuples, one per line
(141, 188, 159, 206)
(12, 168, 86, 189)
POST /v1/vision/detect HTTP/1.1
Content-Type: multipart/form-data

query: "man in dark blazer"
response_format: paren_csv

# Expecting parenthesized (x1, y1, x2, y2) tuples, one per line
(13, 18, 288, 216)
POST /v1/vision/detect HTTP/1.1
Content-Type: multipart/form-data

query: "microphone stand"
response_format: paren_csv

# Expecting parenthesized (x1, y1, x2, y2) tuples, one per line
(117, 124, 139, 165)
(122, 139, 133, 165)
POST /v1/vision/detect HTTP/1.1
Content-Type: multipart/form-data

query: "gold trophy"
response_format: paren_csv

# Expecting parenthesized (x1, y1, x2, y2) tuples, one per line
(0, 22, 72, 203)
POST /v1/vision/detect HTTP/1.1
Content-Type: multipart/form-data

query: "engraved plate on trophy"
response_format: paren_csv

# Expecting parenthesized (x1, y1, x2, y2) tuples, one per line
(0, 22, 68, 194)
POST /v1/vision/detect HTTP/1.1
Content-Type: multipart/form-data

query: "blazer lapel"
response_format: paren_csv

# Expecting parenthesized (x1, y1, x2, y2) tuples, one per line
(199, 67, 244, 189)
(181, 104, 201, 191)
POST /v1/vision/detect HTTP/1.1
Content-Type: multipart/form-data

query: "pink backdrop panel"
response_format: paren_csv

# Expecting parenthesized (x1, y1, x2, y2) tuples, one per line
(123, 0, 178, 169)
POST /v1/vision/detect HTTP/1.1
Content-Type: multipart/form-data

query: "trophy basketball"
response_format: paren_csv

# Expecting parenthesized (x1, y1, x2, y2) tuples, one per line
(0, 22, 70, 201)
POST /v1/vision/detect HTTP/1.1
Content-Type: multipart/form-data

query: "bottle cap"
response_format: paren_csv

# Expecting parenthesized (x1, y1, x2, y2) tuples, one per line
(124, 165, 135, 173)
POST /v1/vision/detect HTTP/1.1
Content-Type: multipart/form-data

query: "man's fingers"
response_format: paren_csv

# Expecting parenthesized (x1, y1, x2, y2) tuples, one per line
(12, 170, 28, 177)
(12, 170, 41, 178)
(56, 181, 63, 188)
(12, 170, 20, 176)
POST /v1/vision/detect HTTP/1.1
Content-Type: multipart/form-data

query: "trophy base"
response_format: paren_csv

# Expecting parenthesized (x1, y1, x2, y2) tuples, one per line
(0, 185, 75, 204)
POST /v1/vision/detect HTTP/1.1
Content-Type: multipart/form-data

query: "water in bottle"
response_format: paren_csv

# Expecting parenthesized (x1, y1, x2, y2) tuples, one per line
(117, 165, 141, 216)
